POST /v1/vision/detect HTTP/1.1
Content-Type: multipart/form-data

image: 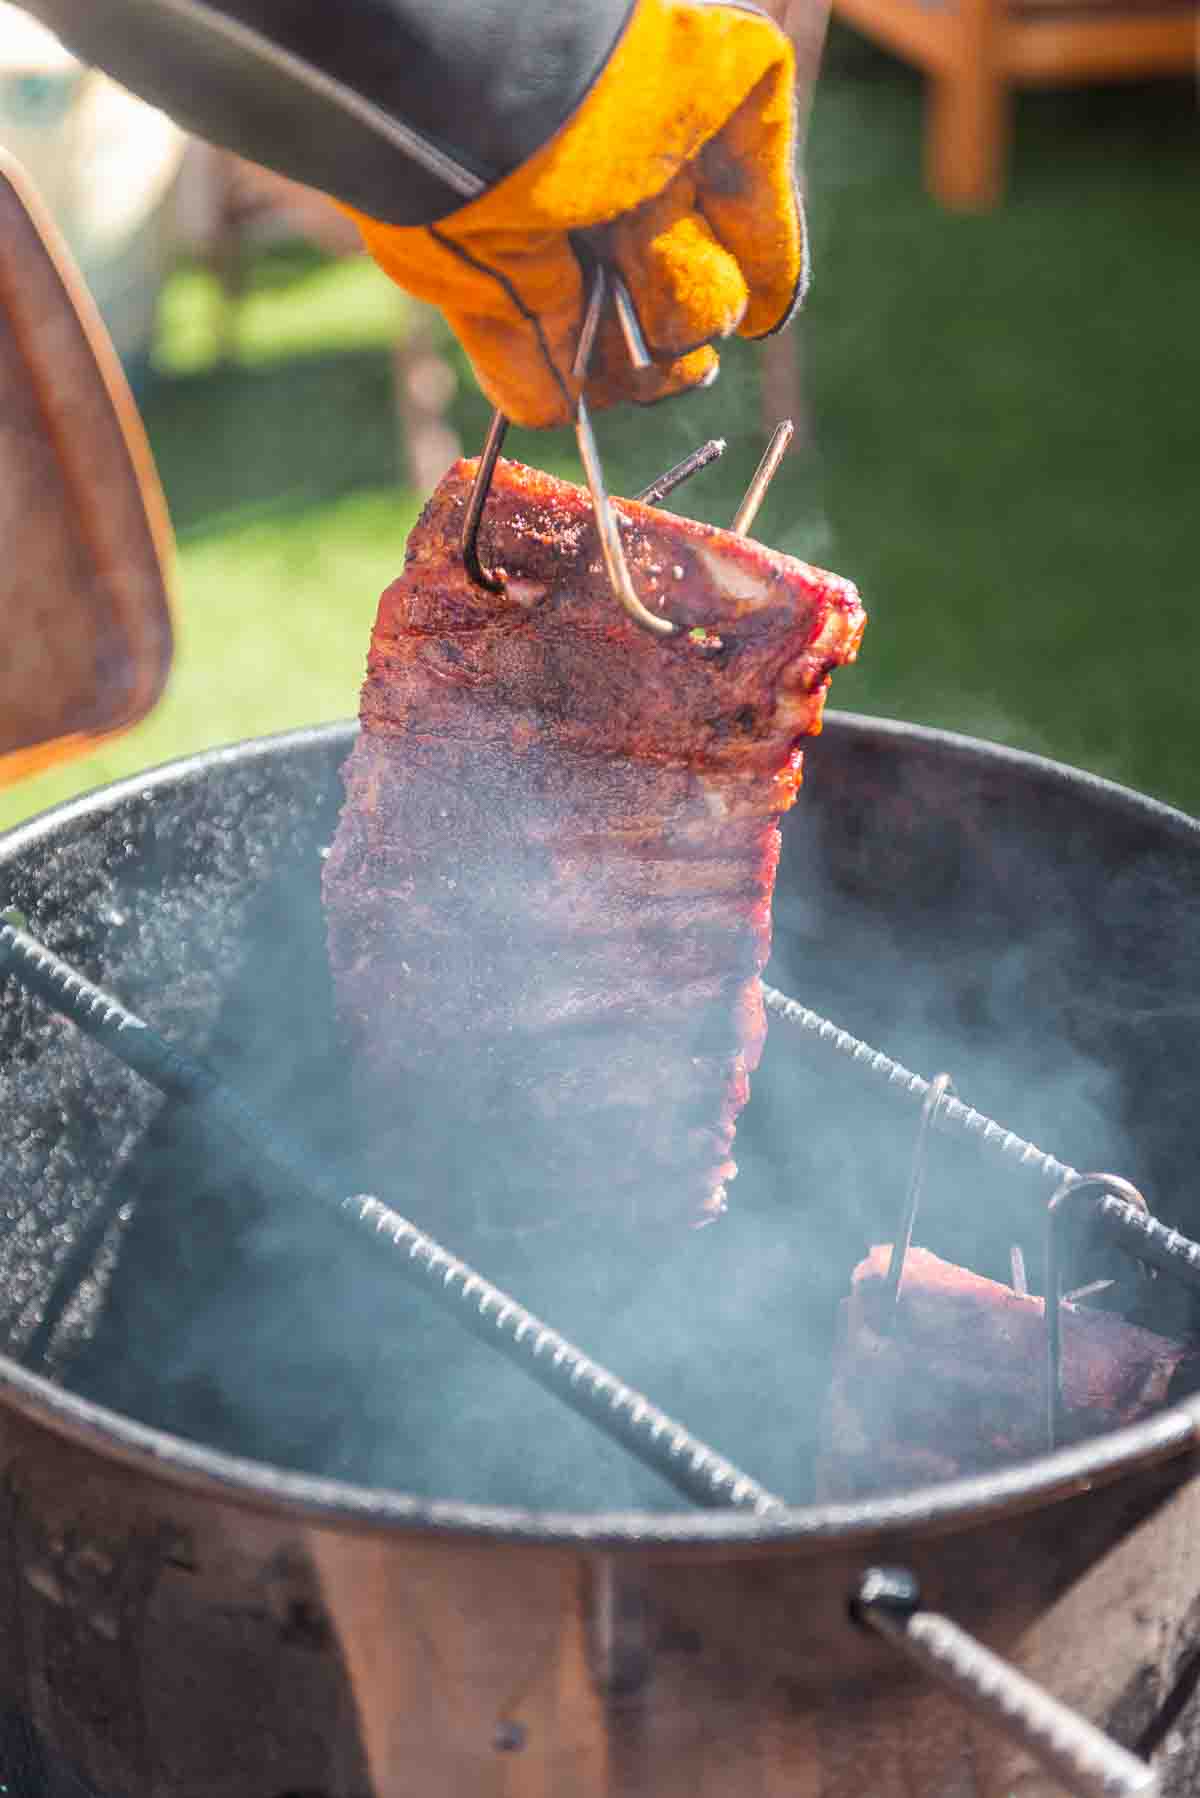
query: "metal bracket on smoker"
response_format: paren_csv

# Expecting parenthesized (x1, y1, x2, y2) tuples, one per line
(458, 265, 793, 637)
(853, 1567, 1159, 1798)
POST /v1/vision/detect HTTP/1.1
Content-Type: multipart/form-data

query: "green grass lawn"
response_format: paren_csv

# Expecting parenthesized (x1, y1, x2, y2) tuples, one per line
(5, 31, 1199, 834)
(802, 33, 1200, 808)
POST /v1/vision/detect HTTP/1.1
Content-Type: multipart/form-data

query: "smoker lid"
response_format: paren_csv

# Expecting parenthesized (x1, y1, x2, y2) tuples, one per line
(0, 151, 173, 786)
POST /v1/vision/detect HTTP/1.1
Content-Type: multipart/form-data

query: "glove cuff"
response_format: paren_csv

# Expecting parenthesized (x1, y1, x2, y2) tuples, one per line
(343, 0, 801, 428)
(408, 0, 797, 237)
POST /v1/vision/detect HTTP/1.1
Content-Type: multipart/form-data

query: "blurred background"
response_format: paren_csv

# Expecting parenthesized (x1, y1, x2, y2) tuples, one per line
(1, 0, 1197, 832)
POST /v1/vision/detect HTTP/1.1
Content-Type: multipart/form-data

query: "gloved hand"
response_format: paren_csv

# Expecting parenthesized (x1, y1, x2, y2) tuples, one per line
(346, 0, 804, 428)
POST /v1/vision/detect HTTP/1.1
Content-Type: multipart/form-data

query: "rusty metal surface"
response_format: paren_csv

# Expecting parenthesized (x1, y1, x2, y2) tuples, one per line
(1, 1402, 1199, 1795)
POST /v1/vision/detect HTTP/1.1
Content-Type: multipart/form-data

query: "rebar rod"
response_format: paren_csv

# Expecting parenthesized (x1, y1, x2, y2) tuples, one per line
(1095, 1193, 1200, 1298)
(762, 982, 1200, 1292)
(762, 983, 1077, 1186)
(855, 1568, 1158, 1798)
(346, 1196, 782, 1514)
(0, 918, 783, 1514)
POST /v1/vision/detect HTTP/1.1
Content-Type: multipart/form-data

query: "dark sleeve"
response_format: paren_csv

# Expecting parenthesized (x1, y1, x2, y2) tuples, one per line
(16, 0, 637, 226)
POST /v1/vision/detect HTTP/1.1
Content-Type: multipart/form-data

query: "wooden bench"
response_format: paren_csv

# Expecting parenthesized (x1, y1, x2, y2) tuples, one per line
(830, 0, 1196, 205)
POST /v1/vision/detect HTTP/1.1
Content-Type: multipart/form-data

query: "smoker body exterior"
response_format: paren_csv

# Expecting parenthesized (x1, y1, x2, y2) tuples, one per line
(2, 1365, 1200, 1797)
(2, 717, 1200, 1797)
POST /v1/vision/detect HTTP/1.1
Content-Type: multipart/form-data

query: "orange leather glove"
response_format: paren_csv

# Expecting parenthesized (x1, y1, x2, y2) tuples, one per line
(345, 0, 804, 428)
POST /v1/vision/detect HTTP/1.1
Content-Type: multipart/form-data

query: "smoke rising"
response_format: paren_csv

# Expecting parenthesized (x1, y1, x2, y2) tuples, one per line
(1, 714, 1198, 1514)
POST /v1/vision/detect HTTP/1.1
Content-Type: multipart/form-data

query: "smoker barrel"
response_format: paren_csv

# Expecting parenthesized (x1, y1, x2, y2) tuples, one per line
(2, 714, 1200, 1798)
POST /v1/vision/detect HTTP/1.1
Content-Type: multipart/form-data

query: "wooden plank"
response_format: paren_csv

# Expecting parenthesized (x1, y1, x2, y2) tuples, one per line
(928, 0, 1010, 208)
(829, 0, 956, 73)
(1005, 11, 1198, 80)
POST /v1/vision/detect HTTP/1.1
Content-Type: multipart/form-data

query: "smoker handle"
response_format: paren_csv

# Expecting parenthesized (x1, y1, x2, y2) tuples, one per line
(852, 1568, 1159, 1798)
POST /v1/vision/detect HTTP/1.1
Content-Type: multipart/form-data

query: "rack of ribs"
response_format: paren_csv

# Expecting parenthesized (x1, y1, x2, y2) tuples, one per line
(817, 1245, 1197, 1501)
(323, 456, 864, 1248)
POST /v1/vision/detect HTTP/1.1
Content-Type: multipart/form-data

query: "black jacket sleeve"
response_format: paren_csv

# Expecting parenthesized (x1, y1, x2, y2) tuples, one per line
(16, 0, 636, 226)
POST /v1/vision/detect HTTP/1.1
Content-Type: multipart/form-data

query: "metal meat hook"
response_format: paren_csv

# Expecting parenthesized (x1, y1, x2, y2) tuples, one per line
(459, 408, 509, 593)
(458, 266, 789, 638)
(881, 1071, 955, 1320)
(458, 266, 671, 634)
(574, 392, 674, 637)
(1044, 1172, 1150, 1452)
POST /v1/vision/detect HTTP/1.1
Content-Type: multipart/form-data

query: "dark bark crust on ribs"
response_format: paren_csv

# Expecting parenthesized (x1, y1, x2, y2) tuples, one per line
(817, 1245, 1198, 1502)
(323, 458, 864, 1244)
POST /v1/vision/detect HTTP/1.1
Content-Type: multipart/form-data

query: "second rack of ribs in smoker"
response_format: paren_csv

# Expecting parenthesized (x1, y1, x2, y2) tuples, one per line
(323, 457, 865, 1243)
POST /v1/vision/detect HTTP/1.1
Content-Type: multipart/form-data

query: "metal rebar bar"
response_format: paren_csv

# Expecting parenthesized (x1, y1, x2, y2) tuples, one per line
(346, 1195, 783, 1514)
(854, 1568, 1159, 1798)
(634, 439, 726, 507)
(762, 982, 1200, 1297)
(762, 983, 1078, 1187)
(1094, 1193, 1200, 1295)
(0, 917, 783, 1514)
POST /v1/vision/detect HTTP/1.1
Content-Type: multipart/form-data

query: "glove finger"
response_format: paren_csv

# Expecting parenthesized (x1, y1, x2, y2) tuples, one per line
(583, 327, 720, 415)
(349, 207, 584, 429)
(695, 69, 806, 340)
(427, 225, 590, 428)
(610, 178, 749, 358)
(443, 308, 575, 429)
(630, 344, 722, 408)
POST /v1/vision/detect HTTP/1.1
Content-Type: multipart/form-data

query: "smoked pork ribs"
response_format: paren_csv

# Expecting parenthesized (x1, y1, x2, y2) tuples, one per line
(323, 457, 864, 1244)
(817, 1245, 1196, 1500)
